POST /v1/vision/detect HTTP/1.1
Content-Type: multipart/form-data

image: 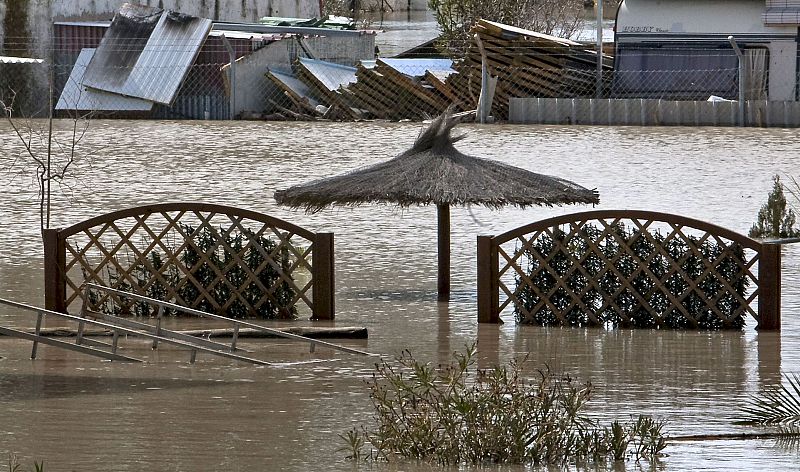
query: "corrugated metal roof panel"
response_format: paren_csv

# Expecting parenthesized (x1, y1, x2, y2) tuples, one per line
(763, 7, 800, 24)
(378, 58, 454, 77)
(0, 56, 44, 64)
(56, 48, 154, 112)
(268, 68, 321, 108)
(212, 22, 377, 37)
(82, 4, 212, 105)
(298, 57, 357, 91)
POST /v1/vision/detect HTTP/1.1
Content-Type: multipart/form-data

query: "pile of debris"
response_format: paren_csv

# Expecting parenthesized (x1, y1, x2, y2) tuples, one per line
(446, 19, 614, 120)
(270, 19, 612, 121)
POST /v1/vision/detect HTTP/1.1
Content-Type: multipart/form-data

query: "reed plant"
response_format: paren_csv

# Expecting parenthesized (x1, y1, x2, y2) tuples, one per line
(341, 344, 667, 466)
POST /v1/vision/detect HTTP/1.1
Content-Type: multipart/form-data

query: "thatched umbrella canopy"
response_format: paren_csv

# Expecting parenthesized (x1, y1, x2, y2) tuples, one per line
(274, 111, 599, 300)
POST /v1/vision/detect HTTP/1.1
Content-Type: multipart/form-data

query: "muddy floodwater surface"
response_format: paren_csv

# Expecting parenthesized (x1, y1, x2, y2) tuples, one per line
(1, 119, 799, 471)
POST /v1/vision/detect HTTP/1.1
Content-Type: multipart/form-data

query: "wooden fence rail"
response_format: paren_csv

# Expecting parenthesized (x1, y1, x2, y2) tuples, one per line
(477, 210, 782, 330)
(43, 203, 335, 320)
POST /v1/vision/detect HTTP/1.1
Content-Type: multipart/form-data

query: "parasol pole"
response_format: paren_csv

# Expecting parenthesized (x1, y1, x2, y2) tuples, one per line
(437, 204, 451, 301)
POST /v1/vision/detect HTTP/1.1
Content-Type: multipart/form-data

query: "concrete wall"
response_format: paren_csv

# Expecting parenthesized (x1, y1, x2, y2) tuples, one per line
(1, 0, 322, 59)
(509, 97, 800, 128)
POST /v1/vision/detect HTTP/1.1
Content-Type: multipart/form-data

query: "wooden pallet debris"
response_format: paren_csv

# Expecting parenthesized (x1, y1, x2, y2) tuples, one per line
(445, 19, 614, 119)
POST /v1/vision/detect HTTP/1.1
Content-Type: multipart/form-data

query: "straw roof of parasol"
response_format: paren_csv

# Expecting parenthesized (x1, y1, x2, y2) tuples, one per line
(274, 111, 599, 300)
(274, 112, 599, 211)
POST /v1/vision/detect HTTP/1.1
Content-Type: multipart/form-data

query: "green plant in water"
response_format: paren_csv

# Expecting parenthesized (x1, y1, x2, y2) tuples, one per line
(344, 344, 667, 466)
(4, 454, 43, 472)
(741, 373, 800, 426)
(749, 175, 800, 239)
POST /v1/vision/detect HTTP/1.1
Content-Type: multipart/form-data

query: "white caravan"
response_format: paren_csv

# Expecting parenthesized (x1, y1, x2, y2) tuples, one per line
(613, 0, 799, 100)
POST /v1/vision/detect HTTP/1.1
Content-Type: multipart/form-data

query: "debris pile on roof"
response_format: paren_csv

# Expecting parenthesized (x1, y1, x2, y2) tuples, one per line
(444, 19, 613, 120)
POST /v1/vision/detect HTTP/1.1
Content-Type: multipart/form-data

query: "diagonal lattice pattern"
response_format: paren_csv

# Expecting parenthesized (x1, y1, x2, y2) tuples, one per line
(484, 212, 765, 329)
(57, 206, 318, 319)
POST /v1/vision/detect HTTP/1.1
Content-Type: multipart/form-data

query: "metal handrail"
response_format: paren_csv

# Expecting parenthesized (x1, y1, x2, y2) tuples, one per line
(0, 296, 270, 365)
(82, 283, 378, 357)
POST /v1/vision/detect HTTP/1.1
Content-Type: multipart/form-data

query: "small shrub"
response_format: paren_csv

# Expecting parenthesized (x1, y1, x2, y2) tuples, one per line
(749, 175, 800, 239)
(342, 344, 667, 466)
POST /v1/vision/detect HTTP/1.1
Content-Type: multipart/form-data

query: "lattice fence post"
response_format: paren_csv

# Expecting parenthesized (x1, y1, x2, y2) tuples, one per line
(757, 243, 781, 331)
(312, 232, 335, 320)
(477, 235, 499, 323)
(43, 228, 66, 313)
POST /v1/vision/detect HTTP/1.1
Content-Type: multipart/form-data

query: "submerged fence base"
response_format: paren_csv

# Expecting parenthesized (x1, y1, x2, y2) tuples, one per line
(509, 98, 800, 128)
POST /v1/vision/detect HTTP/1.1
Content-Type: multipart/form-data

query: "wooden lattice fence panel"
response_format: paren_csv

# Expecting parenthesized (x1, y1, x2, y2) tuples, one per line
(477, 210, 781, 330)
(43, 203, 335, 320)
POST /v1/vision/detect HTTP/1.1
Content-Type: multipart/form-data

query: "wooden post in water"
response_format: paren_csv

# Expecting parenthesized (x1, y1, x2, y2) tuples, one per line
(312, 232, 335, 320)
(758, 243, 781, 330)
(437, 204, 450, 301)
(476, 235, 499, 323)
(42, 228, 66, 313)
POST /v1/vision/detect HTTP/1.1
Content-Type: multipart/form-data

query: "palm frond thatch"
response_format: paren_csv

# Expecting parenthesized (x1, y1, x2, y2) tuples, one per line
(274, 111, 599, 213)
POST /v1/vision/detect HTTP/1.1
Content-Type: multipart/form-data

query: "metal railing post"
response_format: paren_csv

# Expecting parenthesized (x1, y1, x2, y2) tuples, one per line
(152, 305, 165, 350)
(221, 34, 236, 120)
(728, 35, 746, 126)
(31, 311, 43, 359)
(596, 0, 604, 98)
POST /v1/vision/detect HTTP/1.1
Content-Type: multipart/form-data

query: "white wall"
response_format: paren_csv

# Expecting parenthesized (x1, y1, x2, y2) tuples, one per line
(49, 0, 320, 22)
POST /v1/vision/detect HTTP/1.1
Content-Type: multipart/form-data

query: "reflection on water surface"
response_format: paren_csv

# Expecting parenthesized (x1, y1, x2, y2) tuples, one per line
(1, 119, 799, 470)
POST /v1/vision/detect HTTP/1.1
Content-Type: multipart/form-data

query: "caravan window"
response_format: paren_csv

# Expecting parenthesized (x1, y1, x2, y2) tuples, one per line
(613, 45, 739, 99)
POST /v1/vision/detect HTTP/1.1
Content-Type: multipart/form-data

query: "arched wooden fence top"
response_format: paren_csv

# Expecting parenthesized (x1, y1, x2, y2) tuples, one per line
(58, 203, 317, 241)
(477, 209, 781, 330)
(43, 202, 335, 320)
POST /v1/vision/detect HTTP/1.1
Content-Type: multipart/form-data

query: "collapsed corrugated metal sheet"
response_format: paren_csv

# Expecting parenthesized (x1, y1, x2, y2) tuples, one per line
(0, 56, 44, 64)
(56, 48, 154, 112)
(378, 58, 454, 77)
(295, 57, 361, 119)
(297, 57, 357, 91)
(82, 3, 212, 105)
(266, 68, 321, 115)
(346, 58, 454, 120)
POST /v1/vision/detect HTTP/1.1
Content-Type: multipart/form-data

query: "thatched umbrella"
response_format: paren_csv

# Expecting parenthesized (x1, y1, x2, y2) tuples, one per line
(274, 112, 599, 300)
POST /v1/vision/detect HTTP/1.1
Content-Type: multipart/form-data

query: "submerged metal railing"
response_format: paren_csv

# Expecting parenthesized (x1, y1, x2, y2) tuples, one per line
(81, 283, 376, 357)
(0, 296, 270, 364)
(0, 284, 376, 364)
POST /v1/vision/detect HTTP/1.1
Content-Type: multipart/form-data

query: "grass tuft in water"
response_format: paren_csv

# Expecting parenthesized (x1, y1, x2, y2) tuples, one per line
(343, 343, 667, 466)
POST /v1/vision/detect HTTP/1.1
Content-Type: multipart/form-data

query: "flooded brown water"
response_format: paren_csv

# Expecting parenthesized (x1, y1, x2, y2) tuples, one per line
(1, 119, 800, 470)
